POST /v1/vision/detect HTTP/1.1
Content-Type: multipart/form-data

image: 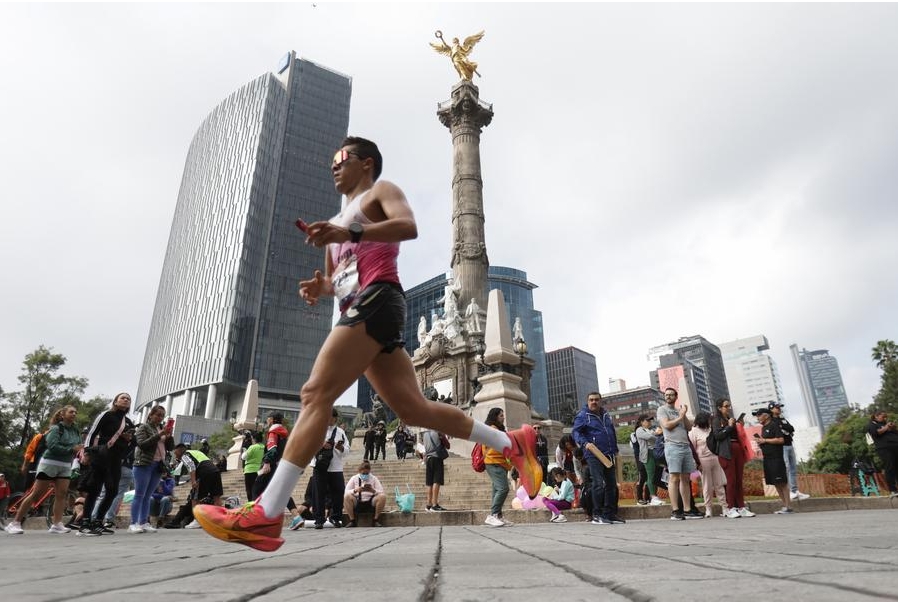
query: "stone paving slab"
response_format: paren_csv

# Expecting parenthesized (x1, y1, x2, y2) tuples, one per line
(2, 508, 897, 601)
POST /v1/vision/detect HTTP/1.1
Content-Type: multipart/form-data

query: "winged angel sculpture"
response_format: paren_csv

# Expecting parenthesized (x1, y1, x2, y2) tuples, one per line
(430, 30, 485, 81)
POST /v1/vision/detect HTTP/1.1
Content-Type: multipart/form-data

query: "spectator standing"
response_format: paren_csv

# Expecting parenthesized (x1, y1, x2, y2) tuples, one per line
(711, 398, 754, 519)
(635, 415, 663, 506)
(424, 429, 449, 511)
(754, 408, 793, 514)
(79, 393, 136, 536)
(868, 410, 898, 498)
(483, 408, 513, 527)
(0, 473, 10, 526)
(343, 461, 386, 527)
(689, 411, 728, 517)
(241, 431, 264, 502)
(534, 424, 549, 485)
(374, 422, 387, 461)
(130, 405, 174, 533)
(769, 402, 809, 501)
(363, 425, 376, 461)
(543, 467, 575, 523)
(311, 408, 349, 529)
(656, 388, 696, 521)
(5, 406, 83, 534)
(572, 392, 624, 525)
(394, 423, 409, 461)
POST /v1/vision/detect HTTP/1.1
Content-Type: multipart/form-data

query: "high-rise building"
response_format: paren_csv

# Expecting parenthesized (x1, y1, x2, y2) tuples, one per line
(719, 335, 785, 420)
(648, 335, 730, 414)
(790, 344, 849, 435)
(546, 346, 599, 424)
(136, 52, 352, 423)
(359, 266, 550, 416)
(601, 386, 664, 427)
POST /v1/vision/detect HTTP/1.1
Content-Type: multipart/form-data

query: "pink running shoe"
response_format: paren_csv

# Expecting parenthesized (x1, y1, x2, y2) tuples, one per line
(505, 424, 543, 498)
(193, 502, 284, 552)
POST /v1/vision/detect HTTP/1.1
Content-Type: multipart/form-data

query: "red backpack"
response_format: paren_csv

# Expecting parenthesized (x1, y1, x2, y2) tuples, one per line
(471, 443, 485, 473)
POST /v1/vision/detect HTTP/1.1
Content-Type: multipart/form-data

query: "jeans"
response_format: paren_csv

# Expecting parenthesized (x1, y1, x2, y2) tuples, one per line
(131, 462, 163, 526)
(485, 464, 509, 517)
(584, 454, 618, 520)
(149, 496, 173, 519)
(783, 445, 799, 493)
(91, 464, 133, 523)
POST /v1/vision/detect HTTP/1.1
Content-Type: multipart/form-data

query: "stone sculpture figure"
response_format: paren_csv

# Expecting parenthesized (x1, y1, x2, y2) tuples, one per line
(513, 317, 524, 342)
(430, 30, 485, 81)
(438, 275, 462, 323)
(417, 316, 427, 347)
(465, 297, 482, 333)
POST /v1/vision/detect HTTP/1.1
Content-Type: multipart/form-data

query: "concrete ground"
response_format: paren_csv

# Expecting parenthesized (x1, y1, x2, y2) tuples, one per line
(2, 507, 898, 601)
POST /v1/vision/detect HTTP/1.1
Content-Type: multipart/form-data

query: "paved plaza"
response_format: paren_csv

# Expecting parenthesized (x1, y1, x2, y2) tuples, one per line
(2, 508, 897, 601)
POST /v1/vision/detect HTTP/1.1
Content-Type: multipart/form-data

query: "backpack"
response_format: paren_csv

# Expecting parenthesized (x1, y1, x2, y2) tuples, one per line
(629, 431, 640, 459)
(653, 436, 666, 462)
(471, 443, 485, 473)
(706, 430, 720, 456)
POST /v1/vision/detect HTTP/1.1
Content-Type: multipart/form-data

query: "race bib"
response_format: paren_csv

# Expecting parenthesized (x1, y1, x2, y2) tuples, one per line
(332, 253, 360, 309)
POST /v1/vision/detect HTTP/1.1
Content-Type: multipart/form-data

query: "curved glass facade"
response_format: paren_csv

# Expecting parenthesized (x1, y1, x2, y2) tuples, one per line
(137, 53, 351, 417)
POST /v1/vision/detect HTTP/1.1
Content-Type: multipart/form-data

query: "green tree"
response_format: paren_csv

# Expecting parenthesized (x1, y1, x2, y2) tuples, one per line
(808, 409, 878, 473)
(209, 424, 240, 457)
(872, 339, 898, 415)
(2, 346, 88, 449)
(872, 339, 898, 370)
(616, 424, 634, 444)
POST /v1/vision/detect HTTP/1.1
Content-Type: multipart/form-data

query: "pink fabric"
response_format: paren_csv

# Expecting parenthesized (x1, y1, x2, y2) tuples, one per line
(543, 499, 572, 515)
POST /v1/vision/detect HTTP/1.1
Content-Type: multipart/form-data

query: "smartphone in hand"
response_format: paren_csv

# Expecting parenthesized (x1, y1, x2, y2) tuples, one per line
(737, 412, 746, 422)
(295, 219, 309, 233)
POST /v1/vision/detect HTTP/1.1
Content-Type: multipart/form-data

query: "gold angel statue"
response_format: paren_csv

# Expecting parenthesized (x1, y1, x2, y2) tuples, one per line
(430, 30, 485, 81)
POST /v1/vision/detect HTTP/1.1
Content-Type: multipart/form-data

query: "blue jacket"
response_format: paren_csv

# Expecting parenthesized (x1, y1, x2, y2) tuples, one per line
(572, 407, 619, 459)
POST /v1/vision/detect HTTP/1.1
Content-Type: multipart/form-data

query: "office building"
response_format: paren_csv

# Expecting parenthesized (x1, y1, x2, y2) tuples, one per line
(546, 346, 599, 424)
(601, 386, 664, 427)
(790, 345, 850, 436)
(136, 52, 352, 423)
(648, 335, 730, 414)
(719, 335, 785, 420)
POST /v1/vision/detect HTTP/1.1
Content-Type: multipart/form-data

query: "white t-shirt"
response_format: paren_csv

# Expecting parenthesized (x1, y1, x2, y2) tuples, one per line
(310, 425, 349, 473)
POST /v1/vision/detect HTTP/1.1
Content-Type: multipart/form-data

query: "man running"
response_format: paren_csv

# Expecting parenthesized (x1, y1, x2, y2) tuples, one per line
(194, 136, 541, 551)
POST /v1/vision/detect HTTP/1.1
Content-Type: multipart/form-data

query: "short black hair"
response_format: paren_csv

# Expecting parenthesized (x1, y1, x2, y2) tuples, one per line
(174, 443, 187, 451)
(268, 411, 284, 424)
(694, 411, 711, 429)
(342, 136, 383, 181)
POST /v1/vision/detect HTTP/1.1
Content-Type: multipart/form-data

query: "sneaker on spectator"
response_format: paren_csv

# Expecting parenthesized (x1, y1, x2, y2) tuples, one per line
(77, 523, 104, 536)
(372, 519, 383, 527)
(346, 520, 358, 528)
(314, 522, 324, 530)
(724, 508, 742, 519)
(774, 507, 795, 514)
(790, 491, 810, 501)
(592, 516, 613, 525)
(48, 522, 71, 534)
(670, 511, 686, 521)
(431, 504, 446, 511)
(141, 523, 158, 533)
(484, 514, 505, 527)
(504, 425, 543, 498)
(5, 521, 24, 535)
(103, 519, 116, 530)
(328, 516, 343, 528)
(685, 509, 705, 520)
(65, 519, 81, 530)
(184, 519, 202, 529)
(127, 524, 145, 534)
(636, 499, 648, 505)
(289, 516, 305, 531)
(425, 505, 434, 512)
(192, 502, 284, 552)
(499, 516, 514, 526)
(738, 507, 756, 518)
(891, 491, 898, 499)
(649, 497, 664, 506)
(608, 515, 627, 524)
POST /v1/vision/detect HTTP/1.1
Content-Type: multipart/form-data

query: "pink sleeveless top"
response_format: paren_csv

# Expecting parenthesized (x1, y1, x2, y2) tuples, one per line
(328, 190, 400, 312)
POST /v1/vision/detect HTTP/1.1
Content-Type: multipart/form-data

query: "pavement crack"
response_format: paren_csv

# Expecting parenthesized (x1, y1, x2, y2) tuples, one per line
(418, 526, 443, 602)
(470, 528, 654, 602)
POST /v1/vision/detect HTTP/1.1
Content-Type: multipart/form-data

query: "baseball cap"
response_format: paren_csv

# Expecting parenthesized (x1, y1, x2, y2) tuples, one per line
(768, 402, 784, 410)
(753, 407, 772, 417)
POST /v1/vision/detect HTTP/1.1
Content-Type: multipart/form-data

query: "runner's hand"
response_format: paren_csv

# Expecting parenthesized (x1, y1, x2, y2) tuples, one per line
(299, 270, 327, 306)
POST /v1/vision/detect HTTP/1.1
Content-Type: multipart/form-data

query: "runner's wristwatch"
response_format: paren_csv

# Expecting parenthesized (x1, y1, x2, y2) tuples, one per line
(349, 222, 364, 243)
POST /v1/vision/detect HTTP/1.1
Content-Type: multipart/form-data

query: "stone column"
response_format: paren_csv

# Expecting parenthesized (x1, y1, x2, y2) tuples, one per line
(205, 384, 218, 419)
(438, 80, 493, 314)
(164, 394, 173, 417)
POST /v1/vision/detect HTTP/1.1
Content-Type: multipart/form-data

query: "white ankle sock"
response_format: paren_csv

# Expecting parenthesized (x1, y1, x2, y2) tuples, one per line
(257, 460, 303, 519)
(469, 421, 512, 452)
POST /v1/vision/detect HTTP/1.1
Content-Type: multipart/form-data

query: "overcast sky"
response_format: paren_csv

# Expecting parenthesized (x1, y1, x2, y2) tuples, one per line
(2, 3, 896, 428)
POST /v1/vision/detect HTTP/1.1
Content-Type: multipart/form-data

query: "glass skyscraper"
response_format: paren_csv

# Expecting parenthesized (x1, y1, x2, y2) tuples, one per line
(545, 346, 599, 424)
(790, 344, 849, 436)
(136, 52, 351, 421)
(358, 266, 550, 417)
